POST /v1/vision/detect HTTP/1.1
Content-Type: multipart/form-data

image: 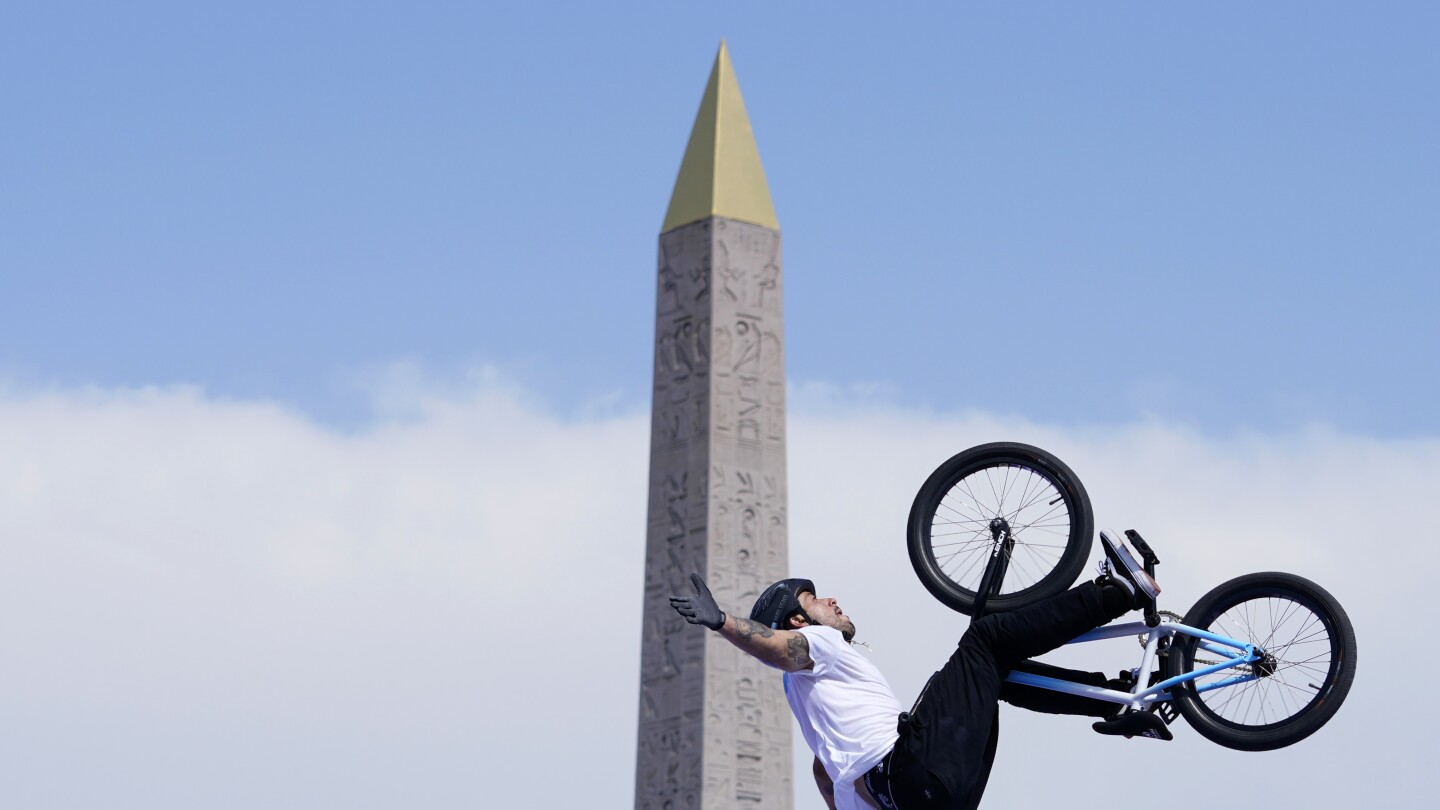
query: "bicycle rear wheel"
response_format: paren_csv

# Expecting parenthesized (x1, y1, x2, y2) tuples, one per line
(906, 442, 1093, 614)
(1164, 572, 1357, 751)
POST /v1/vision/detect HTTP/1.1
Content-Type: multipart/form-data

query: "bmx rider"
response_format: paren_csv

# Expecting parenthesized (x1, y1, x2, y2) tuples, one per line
(669, 530, 1163, 810)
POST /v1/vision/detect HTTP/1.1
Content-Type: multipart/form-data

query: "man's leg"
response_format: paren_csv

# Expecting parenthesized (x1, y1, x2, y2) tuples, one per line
(1002, 660, 1120, 719)
(966, 579, 1129, 665)
(891, 581, 1130, 806)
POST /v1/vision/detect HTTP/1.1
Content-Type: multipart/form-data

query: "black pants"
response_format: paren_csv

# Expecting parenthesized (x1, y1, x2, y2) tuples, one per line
(880, 581, 1127, 809)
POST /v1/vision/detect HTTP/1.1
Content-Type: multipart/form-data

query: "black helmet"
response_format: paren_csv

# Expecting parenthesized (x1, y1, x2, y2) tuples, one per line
(749, 578, 816, 629)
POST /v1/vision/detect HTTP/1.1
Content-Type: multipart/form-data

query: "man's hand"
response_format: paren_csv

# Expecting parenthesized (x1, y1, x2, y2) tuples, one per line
(669, 573, 726, 630)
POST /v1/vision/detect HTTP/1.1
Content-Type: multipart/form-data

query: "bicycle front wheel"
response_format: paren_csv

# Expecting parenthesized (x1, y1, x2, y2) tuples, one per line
(1165, 572, 1357, 751)
(906, 442, 1093, 614)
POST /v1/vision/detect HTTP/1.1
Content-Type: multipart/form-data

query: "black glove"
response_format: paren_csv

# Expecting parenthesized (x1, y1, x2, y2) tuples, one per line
(669, 573, 727, 630)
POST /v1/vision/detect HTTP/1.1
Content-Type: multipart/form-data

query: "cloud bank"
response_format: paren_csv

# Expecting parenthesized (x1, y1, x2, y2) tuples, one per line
(0, 376, 1429, 808)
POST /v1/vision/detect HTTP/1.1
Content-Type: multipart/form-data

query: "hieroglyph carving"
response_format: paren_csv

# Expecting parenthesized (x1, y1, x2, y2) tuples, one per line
(638, 218, 791, 810)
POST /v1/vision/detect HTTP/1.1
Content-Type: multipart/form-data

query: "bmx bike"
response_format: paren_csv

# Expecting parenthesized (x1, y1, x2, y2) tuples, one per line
(906, 441, 1357, 751)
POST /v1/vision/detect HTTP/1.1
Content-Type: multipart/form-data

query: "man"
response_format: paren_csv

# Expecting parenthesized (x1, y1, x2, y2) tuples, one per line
(668, 530, 1163, 810)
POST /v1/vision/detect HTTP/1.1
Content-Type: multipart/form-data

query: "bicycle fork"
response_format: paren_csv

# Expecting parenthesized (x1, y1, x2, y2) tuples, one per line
(970, 518, 1016, 622)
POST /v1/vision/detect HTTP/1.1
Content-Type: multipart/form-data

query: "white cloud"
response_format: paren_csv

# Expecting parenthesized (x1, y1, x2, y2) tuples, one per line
(0, 378, 1429, 808)
(788, 408, 1434, 808)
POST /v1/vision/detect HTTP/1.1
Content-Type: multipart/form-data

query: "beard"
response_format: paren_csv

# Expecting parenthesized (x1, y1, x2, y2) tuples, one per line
(840, 620, 857, 643)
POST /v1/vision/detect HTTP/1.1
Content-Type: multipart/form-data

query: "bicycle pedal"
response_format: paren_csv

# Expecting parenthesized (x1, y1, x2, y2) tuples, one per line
(1093, 711, 1174, 741)
(1124, 529, 1160, 566)
(1155, 701, 1179, 725)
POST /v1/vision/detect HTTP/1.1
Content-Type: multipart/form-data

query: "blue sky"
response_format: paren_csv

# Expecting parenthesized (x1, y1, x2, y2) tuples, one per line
(2, 5, 1437, 807)
(4, 2, 1436, 435)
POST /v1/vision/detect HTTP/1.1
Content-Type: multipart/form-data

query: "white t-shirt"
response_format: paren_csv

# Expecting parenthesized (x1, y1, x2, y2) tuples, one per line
(784, 625, 903, 810)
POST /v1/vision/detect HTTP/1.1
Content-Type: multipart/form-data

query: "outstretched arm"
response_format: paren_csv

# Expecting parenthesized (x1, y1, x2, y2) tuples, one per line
(669, 573, 814, 672)
(715, 611, 814, 672)
(813, 757, 837, 810)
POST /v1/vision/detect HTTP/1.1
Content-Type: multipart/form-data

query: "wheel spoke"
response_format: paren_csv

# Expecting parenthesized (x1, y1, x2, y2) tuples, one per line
(1189, 590, 1338, 729)
(916, 452, 1088, 610)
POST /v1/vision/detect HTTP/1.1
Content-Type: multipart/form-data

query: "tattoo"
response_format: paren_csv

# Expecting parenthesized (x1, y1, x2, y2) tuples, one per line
(734, 618, 774, 643)
(785, 634, 811, 667)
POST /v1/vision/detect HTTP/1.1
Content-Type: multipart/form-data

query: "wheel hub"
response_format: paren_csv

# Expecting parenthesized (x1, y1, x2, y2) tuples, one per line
(1255, 652, 1279, 678)
(989, 517, 1011, 544)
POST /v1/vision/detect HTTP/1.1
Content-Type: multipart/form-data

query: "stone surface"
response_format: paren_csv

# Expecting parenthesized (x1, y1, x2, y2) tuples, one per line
(635, 216, 791, 810)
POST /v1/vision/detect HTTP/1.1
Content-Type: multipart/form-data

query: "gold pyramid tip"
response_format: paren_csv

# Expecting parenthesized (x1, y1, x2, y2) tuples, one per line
(662, 42, 778, 233)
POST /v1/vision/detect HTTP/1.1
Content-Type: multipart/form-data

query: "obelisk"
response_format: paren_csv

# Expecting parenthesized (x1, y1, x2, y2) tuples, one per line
(635, 43, 793, 810)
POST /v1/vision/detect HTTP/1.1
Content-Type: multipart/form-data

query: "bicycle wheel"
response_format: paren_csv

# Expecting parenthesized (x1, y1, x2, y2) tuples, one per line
(1164, 572, 1356, 751)
(906, 442, 1093, 614)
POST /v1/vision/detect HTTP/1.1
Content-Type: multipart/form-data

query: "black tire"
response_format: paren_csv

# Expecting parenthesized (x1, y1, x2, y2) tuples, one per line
(1165, 572, 1357, 751)
(907, 442, 1093, 614)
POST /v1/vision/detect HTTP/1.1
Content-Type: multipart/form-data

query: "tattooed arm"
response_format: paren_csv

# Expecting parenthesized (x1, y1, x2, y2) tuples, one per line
(716, 613, 814, 672)
(670, 573, 814, 671)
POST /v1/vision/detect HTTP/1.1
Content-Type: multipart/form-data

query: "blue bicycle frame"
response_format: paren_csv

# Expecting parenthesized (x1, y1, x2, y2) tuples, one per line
(1004, 620, 1264, 711)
